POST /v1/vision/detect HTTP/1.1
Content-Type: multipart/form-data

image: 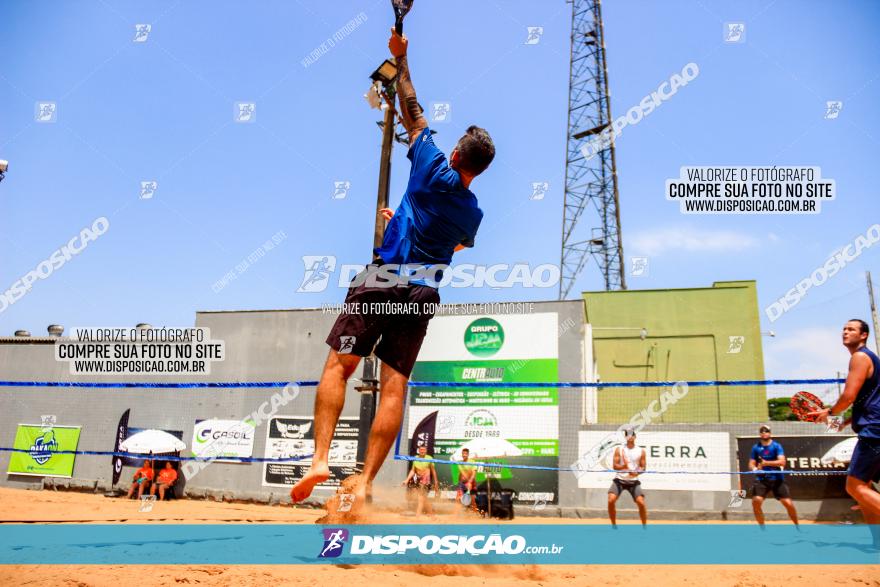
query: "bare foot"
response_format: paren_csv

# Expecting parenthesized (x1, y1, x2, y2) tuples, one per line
(353, 479, 371, 503)
(290, 464, 330, 502)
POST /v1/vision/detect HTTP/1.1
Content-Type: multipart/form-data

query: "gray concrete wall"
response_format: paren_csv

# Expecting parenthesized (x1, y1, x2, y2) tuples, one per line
(0, 308, 367, 501)
(0, 302, 585, 504)
(0, 304, 859, 520)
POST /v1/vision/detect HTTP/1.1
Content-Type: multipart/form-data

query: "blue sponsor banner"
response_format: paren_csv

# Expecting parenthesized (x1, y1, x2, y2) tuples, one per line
(0, 524, 878, 565)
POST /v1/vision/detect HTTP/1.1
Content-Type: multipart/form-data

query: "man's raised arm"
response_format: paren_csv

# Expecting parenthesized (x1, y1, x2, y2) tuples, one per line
(388, 28, 428, 144)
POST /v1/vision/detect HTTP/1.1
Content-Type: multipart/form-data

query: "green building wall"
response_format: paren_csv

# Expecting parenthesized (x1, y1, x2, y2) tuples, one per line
(583, 281, 768, 423)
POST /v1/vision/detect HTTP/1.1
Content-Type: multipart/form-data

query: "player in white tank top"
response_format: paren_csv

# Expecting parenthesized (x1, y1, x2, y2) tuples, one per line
(615, 444, 645, 481)
(608, 426, 648, 527)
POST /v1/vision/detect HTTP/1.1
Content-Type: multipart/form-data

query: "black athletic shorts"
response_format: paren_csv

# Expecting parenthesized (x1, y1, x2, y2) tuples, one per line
(752, 477, 790, 500)
(325, 265, 440, 378)
(848, 436, 880, 483)
(608, 478, 643, 499)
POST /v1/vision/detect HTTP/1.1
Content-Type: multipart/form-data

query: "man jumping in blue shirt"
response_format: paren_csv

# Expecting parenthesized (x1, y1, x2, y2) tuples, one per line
(291, 28, 495, 505)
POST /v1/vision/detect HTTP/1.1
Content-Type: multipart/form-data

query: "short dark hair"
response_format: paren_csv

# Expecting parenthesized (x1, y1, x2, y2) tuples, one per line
(461, 448, 469, 453)
(455, 125, 495, 176)
(848, 319, 870, 335)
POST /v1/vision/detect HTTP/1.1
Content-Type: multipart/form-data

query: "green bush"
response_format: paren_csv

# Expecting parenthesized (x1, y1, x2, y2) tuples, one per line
(767, 397, 852, 422)
(767, 397, 798, 421)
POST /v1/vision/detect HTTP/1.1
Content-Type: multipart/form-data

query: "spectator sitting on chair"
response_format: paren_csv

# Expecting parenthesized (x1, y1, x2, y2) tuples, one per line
(151, 461, 178, 500)
(127, 460, 154, 499)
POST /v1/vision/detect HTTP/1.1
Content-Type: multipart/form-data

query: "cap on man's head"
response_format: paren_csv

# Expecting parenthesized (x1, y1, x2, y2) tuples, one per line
(622, 425, 637, 438)
(759, 424, 771, 433)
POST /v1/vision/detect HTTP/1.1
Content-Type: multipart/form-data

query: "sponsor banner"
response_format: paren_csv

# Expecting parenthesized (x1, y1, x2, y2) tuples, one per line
(418, 313, 559, 361)
(736, 435, 853, 499)
(410, 313, 560, 502)
(111, 409, 130, 485)
(263, 416, 359, 488)
(577, 431, 732, 491)
(3, 524, 879, 564)
(407, 406, 558, 439)
(409, 411, 438, 456)
(191, 419, 255, 462)
(7, 424, 81, 477)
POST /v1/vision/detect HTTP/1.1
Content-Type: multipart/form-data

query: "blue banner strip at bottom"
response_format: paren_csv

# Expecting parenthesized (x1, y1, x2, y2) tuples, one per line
(0, 524, 878, 565)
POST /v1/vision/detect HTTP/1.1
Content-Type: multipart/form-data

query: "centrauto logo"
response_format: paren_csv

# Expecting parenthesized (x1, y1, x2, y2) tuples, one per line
(464, 317, 504, 357)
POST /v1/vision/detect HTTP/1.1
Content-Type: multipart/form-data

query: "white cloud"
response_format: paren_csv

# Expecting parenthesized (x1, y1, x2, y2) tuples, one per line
(628, 227, 761, 256)
(763, 326, 851, 399)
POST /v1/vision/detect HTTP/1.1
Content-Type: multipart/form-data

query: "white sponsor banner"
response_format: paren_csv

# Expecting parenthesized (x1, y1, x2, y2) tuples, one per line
(191, 419, 255, 461)
(418, 313, 559, 361)
(577, 431, 731, 491)
(408, 406, 557, 441)
(262, 416, 358, 488)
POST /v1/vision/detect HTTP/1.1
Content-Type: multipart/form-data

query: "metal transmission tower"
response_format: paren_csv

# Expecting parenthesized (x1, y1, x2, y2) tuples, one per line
(559, 0, 625, 298)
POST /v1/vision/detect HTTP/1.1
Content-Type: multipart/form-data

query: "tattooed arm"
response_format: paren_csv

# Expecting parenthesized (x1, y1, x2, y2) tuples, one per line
(388, 28, 428, 143)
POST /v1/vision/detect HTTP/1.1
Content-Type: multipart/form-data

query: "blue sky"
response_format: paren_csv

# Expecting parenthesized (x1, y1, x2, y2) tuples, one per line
(1, 0, 878, 383)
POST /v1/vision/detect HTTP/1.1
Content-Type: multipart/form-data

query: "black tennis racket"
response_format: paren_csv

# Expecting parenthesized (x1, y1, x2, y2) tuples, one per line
(392, 0, 414, 34)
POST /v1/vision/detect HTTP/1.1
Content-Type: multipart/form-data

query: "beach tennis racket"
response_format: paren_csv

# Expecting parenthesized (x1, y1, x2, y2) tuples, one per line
(392, 0, 414, 34)
(789, 390, 825, 422)
(460, 491, 472, 506)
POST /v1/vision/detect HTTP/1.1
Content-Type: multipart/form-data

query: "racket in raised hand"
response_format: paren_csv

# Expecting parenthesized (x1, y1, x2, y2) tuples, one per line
(391, 0, 414, 34)
(789, 390, 825, 422)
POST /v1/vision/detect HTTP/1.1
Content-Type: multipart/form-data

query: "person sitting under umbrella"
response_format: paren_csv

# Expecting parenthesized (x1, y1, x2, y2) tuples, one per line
(151, 461, 178, 500)
(127, 460, 154, 499)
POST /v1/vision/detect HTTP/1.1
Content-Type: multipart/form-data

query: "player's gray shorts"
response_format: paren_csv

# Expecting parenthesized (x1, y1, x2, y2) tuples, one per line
(609, 478, 643, 499)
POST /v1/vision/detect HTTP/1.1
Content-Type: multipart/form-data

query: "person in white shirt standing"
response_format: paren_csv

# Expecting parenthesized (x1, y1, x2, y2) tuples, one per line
(608, 426, 647, 527)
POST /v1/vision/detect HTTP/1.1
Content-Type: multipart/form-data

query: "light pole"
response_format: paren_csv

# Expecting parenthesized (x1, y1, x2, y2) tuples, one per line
(354, 59, 400, 475)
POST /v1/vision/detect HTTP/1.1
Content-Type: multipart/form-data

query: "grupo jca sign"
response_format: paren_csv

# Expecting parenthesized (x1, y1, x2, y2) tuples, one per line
(409, 313, 560, 503)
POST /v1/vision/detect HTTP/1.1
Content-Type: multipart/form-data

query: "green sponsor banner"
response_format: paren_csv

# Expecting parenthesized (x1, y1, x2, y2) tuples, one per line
(7, 425, 81, 478)
(410, 359, 559, 406)
(409, 313, 561, 502)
